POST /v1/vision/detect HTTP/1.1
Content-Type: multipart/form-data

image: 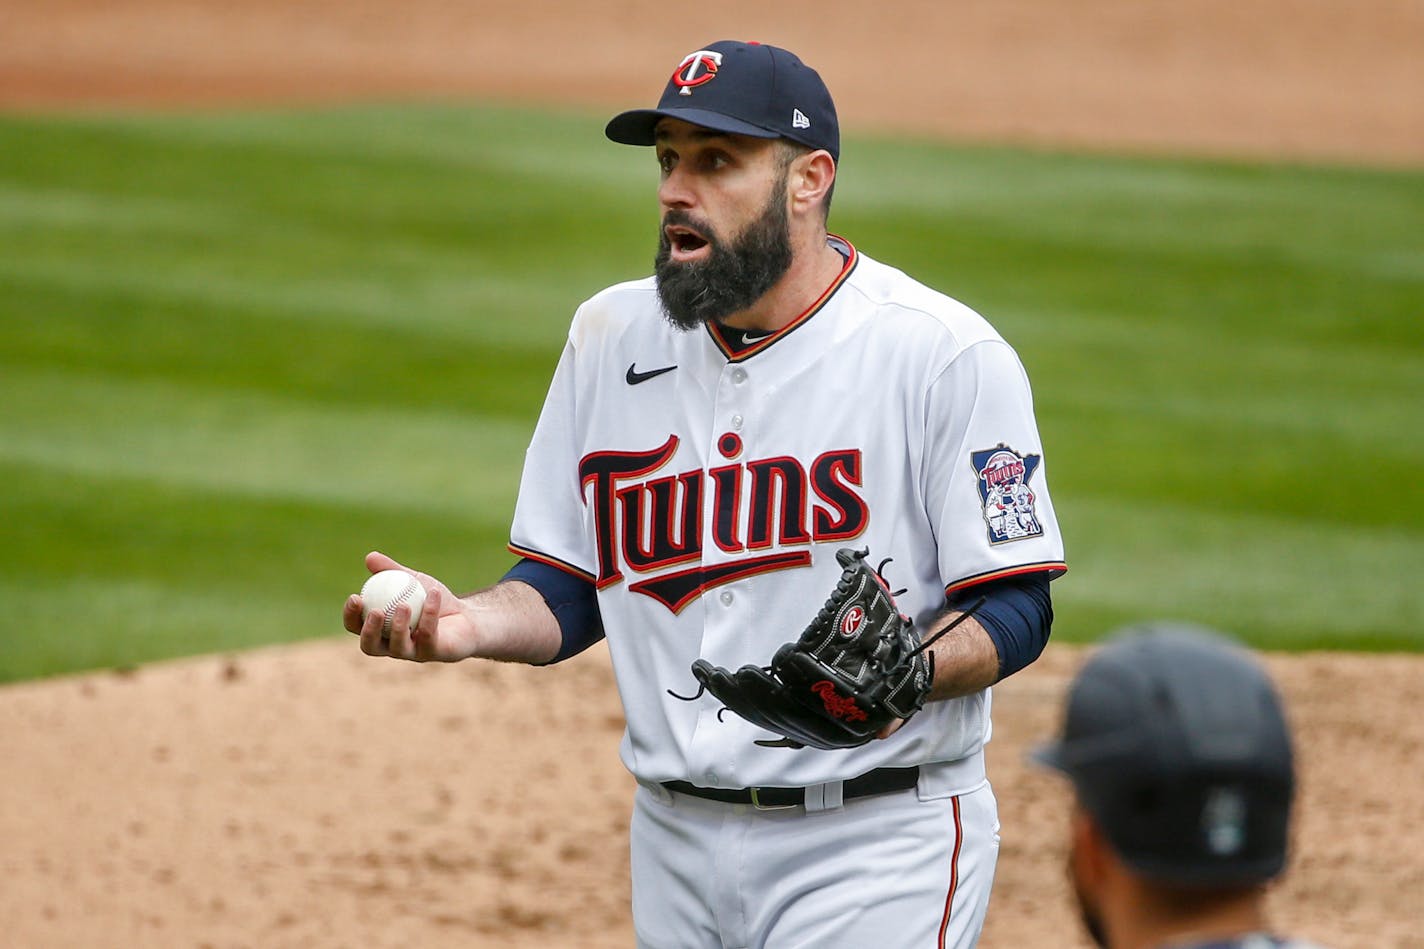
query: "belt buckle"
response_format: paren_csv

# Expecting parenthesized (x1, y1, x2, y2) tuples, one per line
(749, 787, 799, 811)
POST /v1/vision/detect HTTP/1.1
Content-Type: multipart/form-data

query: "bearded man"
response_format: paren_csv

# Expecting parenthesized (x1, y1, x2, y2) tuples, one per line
(347, 40, 1065, 948)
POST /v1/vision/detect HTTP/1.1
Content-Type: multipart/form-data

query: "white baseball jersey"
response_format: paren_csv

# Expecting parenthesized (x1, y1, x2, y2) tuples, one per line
(510, 238, 1065, 790)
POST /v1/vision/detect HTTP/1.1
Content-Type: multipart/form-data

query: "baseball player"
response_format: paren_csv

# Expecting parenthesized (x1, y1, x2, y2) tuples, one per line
(1032, 624, 1332, 949)
(346, 40, 1065, 948)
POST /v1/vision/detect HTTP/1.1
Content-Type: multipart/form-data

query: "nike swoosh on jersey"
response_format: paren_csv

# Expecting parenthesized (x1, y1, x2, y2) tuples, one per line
(626, 363, 678, 385)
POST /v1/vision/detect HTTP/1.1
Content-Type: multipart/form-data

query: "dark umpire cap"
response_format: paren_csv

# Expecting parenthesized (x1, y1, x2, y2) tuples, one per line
(1032, 623, 1296, 887)
(605, 40, 840, 160)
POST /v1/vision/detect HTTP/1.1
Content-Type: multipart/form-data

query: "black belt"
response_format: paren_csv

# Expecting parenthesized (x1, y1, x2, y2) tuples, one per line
(662, 767, 920, 809)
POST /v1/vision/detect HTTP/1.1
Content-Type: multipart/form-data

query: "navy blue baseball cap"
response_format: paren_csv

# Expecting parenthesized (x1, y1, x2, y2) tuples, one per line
(606, 40, 840, 160)
(1032, 624, 1296, 887)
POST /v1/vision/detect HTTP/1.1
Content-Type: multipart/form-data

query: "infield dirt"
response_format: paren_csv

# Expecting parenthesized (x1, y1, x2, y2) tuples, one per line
(1, 2, 1421, 947)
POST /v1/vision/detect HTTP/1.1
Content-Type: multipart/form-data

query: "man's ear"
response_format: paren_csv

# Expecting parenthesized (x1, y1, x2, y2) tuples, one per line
(1071, 804, 1112, 884)
(789, 149, 836, 216)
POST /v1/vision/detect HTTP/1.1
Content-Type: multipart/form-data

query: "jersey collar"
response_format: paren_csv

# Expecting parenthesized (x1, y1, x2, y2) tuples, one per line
(705, 236, 858, 363)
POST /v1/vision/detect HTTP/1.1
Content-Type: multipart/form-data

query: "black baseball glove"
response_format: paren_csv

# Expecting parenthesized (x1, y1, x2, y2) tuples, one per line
(685, 548, 974, 750)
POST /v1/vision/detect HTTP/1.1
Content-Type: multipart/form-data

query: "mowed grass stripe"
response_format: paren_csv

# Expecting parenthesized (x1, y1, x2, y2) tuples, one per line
(847, 203, 1422, 354)
(0, 110, 649, 279)
(0, 459, 508, 596)
(842, 139, 1423, 267)
(0, 368, 530, 517)
(0, 274, 561, 418)
(0, 104, 1419, 682)
(18, 104, 653, 193)
(1055, 496, 1424, 651)
(0, 460, 513, 682)
(0, 575, 337, 680)
(0, 257, 576, 351)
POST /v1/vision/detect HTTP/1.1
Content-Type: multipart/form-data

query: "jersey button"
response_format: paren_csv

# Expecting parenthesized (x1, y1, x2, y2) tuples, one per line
(731, 414, 744, 430)
(731, 368, 748, 385)
(720, 590, 734, 606)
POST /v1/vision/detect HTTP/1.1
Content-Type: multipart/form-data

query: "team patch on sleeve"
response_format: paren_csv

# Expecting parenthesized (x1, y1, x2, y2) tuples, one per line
(971, 444, 1045, 544)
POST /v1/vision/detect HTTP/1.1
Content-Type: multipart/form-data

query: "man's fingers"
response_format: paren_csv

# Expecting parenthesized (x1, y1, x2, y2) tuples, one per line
(358, 607, 392, 656)
(877, 718, 907, 740)
(365, 550, 404, 574)
(415, 587, 439, 631)
(409, 588, 445, 658)
(383, 605, 416, 657)
(343, 595, 366, 634)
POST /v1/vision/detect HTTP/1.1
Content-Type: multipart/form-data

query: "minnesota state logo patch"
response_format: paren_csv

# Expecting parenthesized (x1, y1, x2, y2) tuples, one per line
(971, 444, 1044, 544)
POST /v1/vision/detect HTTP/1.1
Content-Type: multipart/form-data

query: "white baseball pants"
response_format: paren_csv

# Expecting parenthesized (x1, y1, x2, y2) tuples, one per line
(629, 774, 1000, 948)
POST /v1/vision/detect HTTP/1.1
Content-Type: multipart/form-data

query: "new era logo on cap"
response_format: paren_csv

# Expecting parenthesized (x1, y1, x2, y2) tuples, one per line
(604, 40, 841, 160)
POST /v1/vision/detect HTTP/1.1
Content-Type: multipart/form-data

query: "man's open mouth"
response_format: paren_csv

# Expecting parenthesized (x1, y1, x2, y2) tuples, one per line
(666, 225, 711, 261)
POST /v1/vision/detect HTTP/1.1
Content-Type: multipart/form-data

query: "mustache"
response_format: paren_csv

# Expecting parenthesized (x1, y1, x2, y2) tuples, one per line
(660, 209, 719, 245)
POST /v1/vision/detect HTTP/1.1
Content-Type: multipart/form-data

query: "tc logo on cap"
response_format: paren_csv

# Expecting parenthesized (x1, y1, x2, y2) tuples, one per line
(672, 50, 723, 96)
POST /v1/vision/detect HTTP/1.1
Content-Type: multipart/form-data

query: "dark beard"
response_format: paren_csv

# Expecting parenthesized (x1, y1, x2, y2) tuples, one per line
(654, 175, 794, 331)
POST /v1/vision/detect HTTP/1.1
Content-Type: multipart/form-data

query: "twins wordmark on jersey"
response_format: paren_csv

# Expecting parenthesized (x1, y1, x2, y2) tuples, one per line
(578, 432, 868, 613)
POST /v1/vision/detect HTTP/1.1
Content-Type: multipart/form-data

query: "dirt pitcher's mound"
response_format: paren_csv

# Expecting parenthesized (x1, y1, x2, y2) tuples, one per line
(1, 640, 1420, 948)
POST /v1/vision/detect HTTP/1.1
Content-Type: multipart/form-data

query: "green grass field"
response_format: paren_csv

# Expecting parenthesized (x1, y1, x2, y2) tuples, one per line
(1, 104, 1420, 682)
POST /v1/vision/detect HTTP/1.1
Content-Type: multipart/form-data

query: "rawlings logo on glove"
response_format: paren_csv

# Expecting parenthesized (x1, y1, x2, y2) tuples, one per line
(676, 548, 981, 750)
(811, 680, 869, 722)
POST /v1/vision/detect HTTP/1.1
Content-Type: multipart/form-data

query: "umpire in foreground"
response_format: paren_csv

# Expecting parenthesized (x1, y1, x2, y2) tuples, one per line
(1033, 624, 1332, 949)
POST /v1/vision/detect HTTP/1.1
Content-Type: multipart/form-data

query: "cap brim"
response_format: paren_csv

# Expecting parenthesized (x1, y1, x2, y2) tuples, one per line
(1027, 740, 1070, 773)
(605, 108, 782, 146)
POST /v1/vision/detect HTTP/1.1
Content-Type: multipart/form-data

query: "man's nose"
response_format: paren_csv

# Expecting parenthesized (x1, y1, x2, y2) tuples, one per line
(658, 166, 696, 210)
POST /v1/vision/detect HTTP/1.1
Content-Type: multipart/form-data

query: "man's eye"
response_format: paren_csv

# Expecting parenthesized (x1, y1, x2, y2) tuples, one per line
(658, 154, 675, 173)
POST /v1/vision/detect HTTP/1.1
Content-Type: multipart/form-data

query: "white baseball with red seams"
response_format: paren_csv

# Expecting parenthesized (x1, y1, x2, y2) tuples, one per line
(360, 569, 425, 637)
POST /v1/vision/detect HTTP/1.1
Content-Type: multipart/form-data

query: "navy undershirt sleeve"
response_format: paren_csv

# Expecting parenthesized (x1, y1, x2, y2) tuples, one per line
(947, 572, 1054, 681)
(501, 558, 605, 665)
(503, 556, 1051, 675)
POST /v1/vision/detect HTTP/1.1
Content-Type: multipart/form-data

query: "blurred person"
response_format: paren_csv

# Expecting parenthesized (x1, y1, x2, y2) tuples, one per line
(1032, 623, 1332, 949)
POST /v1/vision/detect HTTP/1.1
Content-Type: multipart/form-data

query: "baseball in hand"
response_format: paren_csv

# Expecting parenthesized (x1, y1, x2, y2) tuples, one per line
(360, 570, 427, 637)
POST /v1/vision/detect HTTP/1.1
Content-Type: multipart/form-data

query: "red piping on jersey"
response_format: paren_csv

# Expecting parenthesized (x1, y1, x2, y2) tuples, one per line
(944, 561, 1067, 597)
(937, 794, 963, 949)
(506, 544, 597, 584)
(705, 236, 858, 362)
